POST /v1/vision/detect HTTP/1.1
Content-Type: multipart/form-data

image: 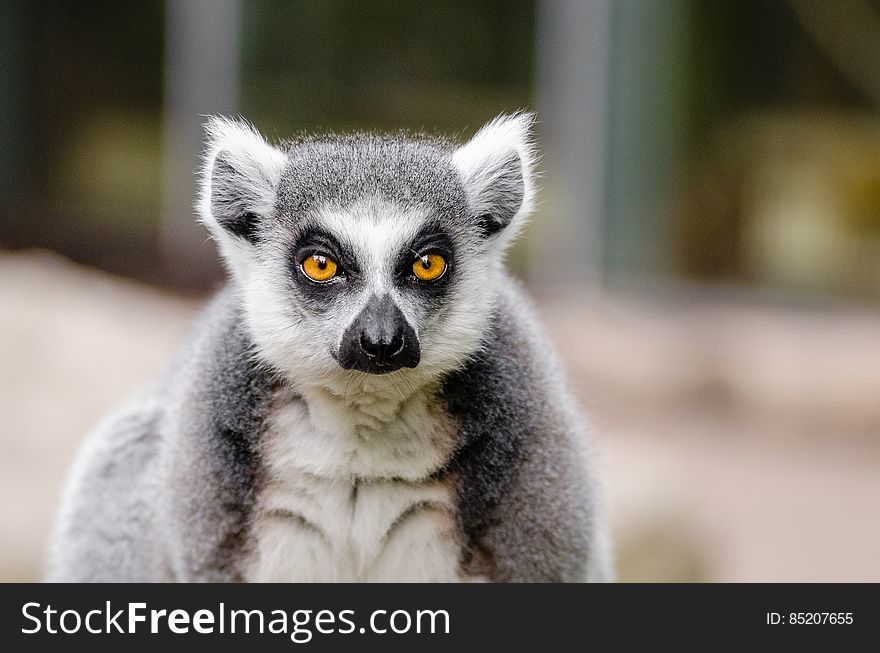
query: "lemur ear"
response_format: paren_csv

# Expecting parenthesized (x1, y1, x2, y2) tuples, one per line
(451, 112, 538, 240)
(198, 116, 286, 245)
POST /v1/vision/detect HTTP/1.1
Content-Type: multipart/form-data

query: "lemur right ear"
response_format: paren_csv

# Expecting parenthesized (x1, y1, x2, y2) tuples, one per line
(451, 112, 538, 243)
(198, 116, 286, 246)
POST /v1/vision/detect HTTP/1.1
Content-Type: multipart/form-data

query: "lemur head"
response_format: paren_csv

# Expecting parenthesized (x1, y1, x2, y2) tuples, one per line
(199, 114, 537, 394)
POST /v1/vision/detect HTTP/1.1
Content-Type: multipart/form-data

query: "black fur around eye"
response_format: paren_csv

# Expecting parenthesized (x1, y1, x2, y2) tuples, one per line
(397, 227, 455, 284)
(289, 229, 360, 287)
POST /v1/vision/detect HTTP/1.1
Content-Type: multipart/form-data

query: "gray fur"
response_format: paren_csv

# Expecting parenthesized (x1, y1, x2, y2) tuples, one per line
(276, 134, 467, 221)
(47, 114, 611, 582)
(49, 291, 277, 581)
(444, 282, 609, 581)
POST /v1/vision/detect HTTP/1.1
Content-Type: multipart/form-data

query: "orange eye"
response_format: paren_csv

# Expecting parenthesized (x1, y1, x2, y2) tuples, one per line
(301, 254, 338, 282)
(412, 253, 447, 281)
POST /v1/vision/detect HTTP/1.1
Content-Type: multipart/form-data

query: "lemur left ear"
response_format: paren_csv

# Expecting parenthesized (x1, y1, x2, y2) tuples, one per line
(198, 116, 286, 247)
(451, 112, 538, 241)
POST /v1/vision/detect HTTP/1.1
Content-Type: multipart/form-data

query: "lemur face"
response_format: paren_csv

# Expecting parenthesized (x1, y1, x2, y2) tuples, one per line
(199, 114, 536, 393)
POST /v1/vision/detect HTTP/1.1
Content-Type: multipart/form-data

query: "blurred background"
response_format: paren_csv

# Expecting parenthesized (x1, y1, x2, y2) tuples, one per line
(2, 0, 880, 582)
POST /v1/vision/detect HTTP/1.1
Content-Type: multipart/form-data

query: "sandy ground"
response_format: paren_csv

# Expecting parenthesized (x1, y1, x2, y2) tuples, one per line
(2, 249, 879, 581)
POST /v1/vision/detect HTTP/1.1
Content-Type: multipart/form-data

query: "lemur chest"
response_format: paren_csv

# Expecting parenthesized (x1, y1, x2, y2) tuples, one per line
(244, 388, 469, 582)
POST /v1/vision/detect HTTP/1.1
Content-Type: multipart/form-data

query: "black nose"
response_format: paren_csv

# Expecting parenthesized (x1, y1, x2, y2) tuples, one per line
(337, 295, 420, 374)
(359, 331, 405, 365)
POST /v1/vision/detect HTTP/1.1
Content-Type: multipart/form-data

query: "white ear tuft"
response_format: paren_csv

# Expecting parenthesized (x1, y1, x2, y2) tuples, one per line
(198, 116, 287, 245)
(451, 112, 538, 240)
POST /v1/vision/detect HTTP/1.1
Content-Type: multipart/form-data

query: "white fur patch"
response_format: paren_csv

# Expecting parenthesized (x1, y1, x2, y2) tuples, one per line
(318, 199, 428, 301)
(244, 385, 475, 582)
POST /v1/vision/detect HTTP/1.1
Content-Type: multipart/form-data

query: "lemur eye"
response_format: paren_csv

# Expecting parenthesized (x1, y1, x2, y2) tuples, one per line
(412, 253, 447, 281)
(301, 254, 338, 282)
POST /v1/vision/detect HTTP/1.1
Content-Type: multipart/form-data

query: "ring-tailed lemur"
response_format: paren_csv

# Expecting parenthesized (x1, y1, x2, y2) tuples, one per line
(48, 113, 611, 582)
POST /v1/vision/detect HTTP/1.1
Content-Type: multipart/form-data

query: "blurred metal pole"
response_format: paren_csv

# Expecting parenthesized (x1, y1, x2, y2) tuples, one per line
(531, 0, 611, 292)
(160, 0, 241, 289)
(602, 0, 689, 282)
